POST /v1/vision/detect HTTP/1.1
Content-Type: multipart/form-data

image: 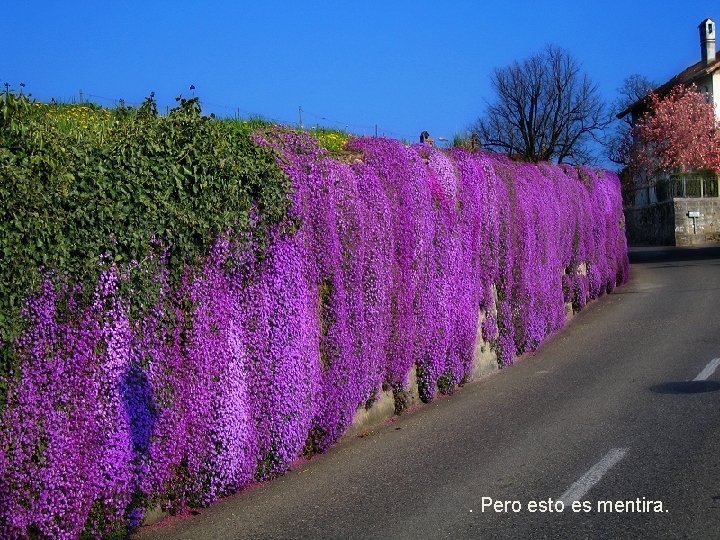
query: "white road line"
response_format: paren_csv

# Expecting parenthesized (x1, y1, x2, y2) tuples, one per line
(693, 358, 720, 381)
(558, 448, 628, 505)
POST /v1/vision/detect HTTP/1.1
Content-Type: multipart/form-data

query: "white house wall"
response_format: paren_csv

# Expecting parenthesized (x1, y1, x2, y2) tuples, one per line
(713, 71, 720, 121)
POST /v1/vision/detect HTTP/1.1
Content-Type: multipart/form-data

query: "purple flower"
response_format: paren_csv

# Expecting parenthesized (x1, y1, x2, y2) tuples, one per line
(0, 129, 628, 537)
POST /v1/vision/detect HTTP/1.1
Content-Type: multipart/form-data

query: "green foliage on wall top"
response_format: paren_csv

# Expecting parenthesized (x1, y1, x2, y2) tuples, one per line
(0, 93, 292, 369)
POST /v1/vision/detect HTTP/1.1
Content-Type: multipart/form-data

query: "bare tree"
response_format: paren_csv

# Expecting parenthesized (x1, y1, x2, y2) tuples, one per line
(472, 45, 607, 165)
(605, 74, 656, 165)
(612, 74, 657, 114)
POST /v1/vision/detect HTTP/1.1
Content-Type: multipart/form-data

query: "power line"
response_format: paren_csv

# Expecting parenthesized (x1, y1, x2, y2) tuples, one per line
(86, 93, 142, 107)
(300, 107, 410, 140)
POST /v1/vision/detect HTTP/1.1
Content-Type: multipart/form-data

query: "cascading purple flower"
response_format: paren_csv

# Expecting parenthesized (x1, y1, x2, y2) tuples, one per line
(0, 129, 629, 537)
(0, 267, 135, 539)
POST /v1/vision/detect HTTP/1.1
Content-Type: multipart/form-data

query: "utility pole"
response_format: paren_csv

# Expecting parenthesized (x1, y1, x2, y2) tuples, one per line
(298, 106, 303, 129)
(375, 124, 378, 137)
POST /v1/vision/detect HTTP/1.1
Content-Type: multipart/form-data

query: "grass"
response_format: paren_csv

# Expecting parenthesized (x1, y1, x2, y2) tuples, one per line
(23, 97, 356, 156)
(308, 127, 351, 155)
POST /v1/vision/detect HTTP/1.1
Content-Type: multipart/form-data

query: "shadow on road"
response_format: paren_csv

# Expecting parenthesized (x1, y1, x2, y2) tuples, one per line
(629, 245, 720, 265)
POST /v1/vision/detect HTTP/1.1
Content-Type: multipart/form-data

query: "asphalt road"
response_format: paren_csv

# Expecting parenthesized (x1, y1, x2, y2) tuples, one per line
(135, 246, 720, 540)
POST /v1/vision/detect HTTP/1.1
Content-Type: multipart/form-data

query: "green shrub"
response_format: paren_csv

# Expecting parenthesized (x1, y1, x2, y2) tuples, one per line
(0, 93, 292, 381)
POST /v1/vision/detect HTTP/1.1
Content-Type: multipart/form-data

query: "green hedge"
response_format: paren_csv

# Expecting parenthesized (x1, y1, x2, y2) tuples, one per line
(0, 94, 292, 377)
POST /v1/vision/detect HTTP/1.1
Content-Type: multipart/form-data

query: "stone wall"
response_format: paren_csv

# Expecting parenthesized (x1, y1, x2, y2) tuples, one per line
(674, 197, 720, 246)
(625, 197, 720, 246)
(624, 201, 676, 246)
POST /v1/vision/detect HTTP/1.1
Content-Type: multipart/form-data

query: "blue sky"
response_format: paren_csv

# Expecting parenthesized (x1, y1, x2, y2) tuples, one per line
(4, 1, 719, 146)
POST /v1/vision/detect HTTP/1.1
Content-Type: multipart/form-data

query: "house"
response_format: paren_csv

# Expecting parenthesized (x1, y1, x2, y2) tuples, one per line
(619, 18, 720, 122)
(621, 18, 720, 246)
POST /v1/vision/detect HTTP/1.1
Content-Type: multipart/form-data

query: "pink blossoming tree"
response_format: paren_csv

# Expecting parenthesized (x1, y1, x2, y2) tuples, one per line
(629, 84, 720, 177)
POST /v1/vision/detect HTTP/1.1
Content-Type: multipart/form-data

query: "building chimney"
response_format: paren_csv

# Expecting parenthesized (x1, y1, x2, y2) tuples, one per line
(699, 18, 716, 65)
